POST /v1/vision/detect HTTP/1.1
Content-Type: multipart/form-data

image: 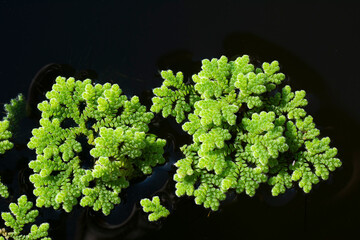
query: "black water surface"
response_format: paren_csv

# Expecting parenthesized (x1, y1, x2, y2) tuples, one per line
(1, 1, 360, 240)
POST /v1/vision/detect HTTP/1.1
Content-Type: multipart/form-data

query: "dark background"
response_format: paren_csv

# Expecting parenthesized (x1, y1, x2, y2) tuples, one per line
(0, 0, 360, 239)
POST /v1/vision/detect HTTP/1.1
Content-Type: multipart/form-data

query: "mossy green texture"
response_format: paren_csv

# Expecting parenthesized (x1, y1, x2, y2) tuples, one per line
(3, 94, 26, 132)
(0, 195, 50, 240)
(151, 70, 200, 123)
(0, 120, 14, 155)
(140, 196, 170, 221)
(152, 55, 341, 211)
(0, 94, 24, 198)
(0, 120, 12, 198)
(28, 77, 166, 215)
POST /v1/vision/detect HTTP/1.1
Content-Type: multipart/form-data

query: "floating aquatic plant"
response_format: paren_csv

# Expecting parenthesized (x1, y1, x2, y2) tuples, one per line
(0, 195, 51, 240)
(152, 55, 341, 211)
(0, 54, 342, 240)
(0, 120, 13, 156)
(0, 94, 25, 198)
(3, 94, 26, 132)
(140, 196, 170, 222)
(28, 77, 166, 215)
(0, 120, 12, 199)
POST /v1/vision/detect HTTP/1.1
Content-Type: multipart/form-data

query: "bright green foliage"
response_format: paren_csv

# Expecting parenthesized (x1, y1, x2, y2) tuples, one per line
(151, 70, 200, 123)
(0, 195, 51, 240)
(0, 94, 24, 198)
(140, 196, 170, 222)
(0, 181, 8, 199)
(153, 55, 341, 210)
(28, 77, 166, 215)
(3, 94, 26, 132)
(0, 120, 13, 156)
(239, 112, 288, 165)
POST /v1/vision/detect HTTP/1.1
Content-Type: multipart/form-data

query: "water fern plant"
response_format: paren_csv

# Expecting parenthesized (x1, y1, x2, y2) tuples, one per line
(0, 120, 12, 199)
(140, 196, 170, 222)
(0, 94, 25, 199)
(0, 195, 50, 240)
(27, 77, 166, 215)
(0, 55, 342, 235)
(151, 55, 341, 211)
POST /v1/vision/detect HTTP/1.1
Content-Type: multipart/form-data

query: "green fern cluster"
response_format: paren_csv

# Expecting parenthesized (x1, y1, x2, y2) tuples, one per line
(140, 196, 170, 222)
(28, 77, 166, 215)
(0, 120, 12, 156)
(151, 70, 200, 123)
(0, 94, 25, 199)
(0, 120, 12, 199)
(0, 195, 50, 240)
(152, 55, 341, 211)
(3, 94, 25, 132)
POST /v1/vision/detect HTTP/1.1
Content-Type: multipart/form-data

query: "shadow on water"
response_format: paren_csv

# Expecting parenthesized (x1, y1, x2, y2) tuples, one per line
(1, 32, 359, 240)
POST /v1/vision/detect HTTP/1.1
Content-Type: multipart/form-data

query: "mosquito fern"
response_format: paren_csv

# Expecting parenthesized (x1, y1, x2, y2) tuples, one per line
(152, 55, 341, 211)
(140, 196, 170, 222)
(0, 94, 25, 198)
(28, 77, 166, 215)
(0, 195, 50, 240)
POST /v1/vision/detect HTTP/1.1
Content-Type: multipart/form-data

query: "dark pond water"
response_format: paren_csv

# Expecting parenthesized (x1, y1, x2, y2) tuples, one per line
(0, 1, 360, 240)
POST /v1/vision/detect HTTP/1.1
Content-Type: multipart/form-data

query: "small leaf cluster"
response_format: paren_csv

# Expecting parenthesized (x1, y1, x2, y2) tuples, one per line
(140, 196, 170, 222)
(0, 195, 50, 240)
(152, 55, 341, 211)
(0, 94, 24, 198)
(3, 94, 25, 132)
(0, 121, 14, 156)
(0, 120, 12, 198)
(151, 70, 200, 123)
(28, 77, 166, 215)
